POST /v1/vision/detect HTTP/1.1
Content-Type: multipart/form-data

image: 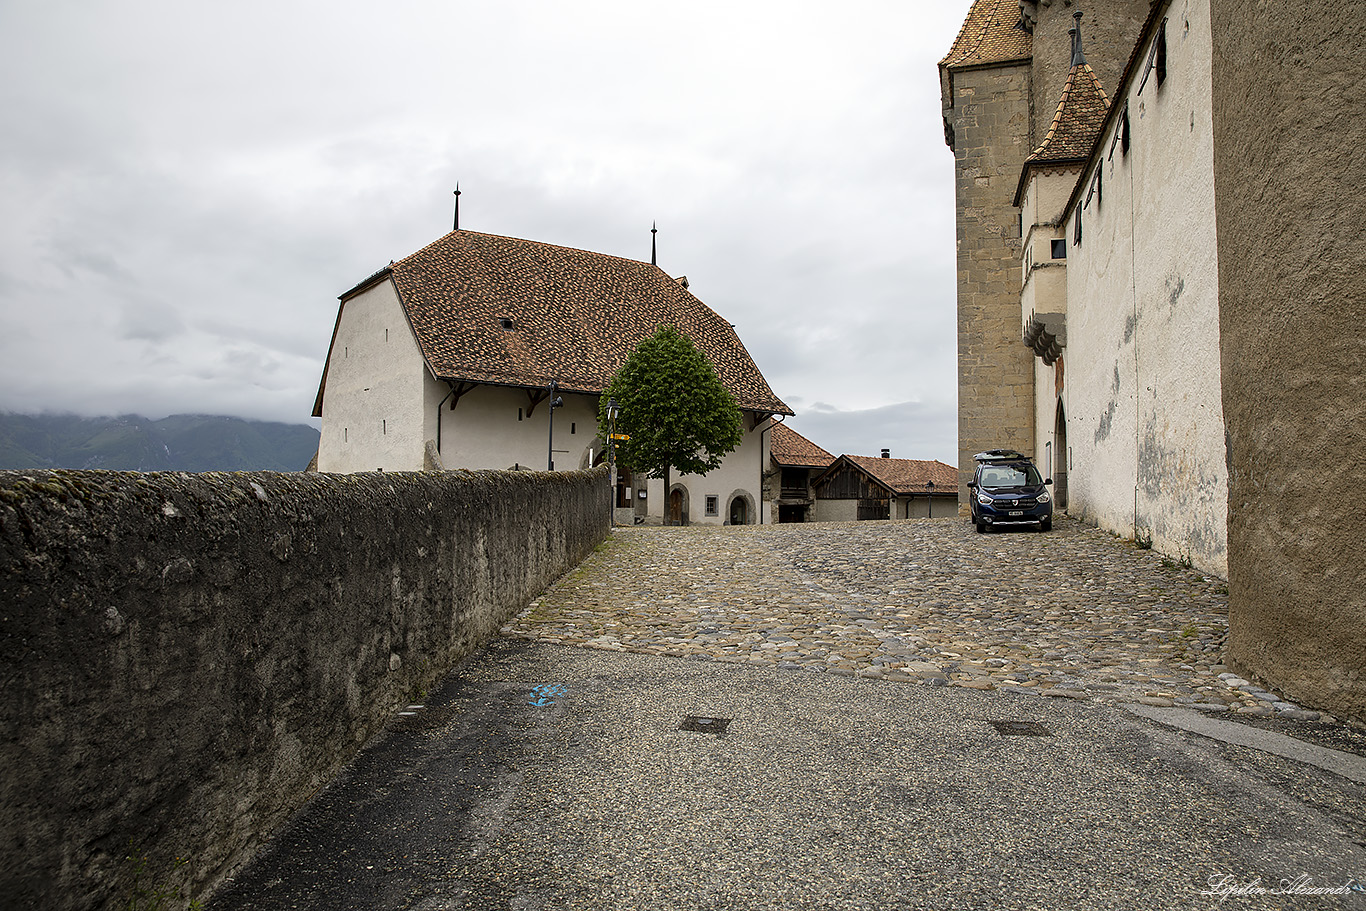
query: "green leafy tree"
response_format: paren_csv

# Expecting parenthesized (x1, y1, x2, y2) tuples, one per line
(600, 326, 743, 520)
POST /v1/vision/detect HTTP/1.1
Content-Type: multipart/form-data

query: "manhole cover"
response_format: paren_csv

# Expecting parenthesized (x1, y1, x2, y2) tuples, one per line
(989, 720, 1053, 737)
(680, 715, 731, 735)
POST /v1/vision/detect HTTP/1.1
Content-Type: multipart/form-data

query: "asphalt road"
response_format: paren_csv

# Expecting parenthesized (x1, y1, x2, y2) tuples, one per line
(206, 637, 1366, 910)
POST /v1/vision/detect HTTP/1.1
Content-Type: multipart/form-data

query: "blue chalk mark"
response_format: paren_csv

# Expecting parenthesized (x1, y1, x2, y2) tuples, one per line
(529, 683, 568, 706)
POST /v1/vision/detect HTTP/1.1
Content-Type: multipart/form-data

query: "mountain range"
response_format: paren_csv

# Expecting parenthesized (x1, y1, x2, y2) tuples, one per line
(0, 413, 320, 472)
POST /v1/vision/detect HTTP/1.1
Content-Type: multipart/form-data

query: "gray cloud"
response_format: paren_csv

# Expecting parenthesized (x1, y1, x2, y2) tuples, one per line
(0, 0, 969, 448)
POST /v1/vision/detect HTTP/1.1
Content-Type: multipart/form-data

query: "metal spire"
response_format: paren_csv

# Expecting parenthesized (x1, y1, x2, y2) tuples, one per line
(650, 221, 658, 266)
(1071, 10, 1087, 68)
(453, 183, 461, 231)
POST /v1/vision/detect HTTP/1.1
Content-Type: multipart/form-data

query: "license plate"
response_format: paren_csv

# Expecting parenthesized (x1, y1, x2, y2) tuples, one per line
(1009, 510, 1024, 516)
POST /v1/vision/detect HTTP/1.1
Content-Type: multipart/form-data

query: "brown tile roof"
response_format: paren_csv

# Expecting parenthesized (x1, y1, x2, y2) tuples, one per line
(940, 0, 1032, 70)
(1029, 63, 1110, 164)
(769, 423, 835, 469)
(839, 454, 959, 495)
(321, 230, 791, 416)
(1013, 60, 1109, 205)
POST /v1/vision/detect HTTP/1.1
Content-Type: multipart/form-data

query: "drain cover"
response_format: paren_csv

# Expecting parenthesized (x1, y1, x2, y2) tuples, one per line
(989, 720, 1053, 737)
(680, 715, 731, 735)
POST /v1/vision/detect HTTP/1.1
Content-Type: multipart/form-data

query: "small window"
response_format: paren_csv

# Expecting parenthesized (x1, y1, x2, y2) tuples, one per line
(518, 408, 523, 422)
(499, 317, 514, 330)
(1073, 210, 1082, 246)
(570, 422, 576, 435)
(1121, 108, 1131, 154)
(382, 419, 386, 435)
(1051, 239, 1067, 260)
(705, 495, 719, 517)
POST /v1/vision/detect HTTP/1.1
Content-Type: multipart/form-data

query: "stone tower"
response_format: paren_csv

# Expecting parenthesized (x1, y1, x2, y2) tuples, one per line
(939, 0, 1148, 507)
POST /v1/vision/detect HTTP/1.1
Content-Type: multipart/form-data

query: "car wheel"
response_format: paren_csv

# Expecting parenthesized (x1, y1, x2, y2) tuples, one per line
(975, 520, 986, 533)
(1040, 519, 1052, 532)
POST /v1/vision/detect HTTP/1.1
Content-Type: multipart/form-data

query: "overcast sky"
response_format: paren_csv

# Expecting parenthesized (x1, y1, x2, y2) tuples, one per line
(0, 1, 970, 465)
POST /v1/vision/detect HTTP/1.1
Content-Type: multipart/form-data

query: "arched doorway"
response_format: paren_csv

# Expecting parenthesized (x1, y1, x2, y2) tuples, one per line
(728, 493, 752, 526)
(1054, 399, 1069, 510)
(668, 487, 687, 525)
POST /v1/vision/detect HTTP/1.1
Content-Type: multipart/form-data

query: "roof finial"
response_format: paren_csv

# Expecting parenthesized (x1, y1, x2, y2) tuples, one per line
(1071, 10, 1086, 68)
(650, 221, 658, 266)
(453, 183, 461, 231)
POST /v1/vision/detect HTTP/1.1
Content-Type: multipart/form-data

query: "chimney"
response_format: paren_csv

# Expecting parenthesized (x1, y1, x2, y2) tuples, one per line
(880, 448, 890, 459)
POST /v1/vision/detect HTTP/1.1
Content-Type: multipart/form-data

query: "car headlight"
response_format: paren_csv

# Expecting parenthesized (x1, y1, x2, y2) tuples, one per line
(976, 491, 993, 505)
(1037, 491, 1051, 504)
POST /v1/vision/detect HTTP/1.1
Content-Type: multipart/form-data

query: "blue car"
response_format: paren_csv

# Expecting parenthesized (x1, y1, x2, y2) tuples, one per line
(969, 450, 1053, 533)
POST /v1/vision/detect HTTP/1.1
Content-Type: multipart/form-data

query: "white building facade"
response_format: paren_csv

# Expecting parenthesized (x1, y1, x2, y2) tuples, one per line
(1013, 0, 1227, 576)
(313, 229, 791, 526)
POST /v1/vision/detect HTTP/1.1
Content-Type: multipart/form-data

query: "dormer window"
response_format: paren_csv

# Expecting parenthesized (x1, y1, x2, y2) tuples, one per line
(498, 317, 515, 330)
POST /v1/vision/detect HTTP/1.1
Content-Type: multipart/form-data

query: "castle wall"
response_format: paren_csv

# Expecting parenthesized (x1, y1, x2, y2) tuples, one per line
(1064, 0, 1226, 577)
(1210, 0, 1366, 722)
(0, 467, 609, 909)
(947, 62, 1037, 507)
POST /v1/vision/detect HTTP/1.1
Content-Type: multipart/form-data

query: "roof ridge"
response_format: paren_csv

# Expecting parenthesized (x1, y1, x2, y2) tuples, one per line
(394, 229, 661, 273)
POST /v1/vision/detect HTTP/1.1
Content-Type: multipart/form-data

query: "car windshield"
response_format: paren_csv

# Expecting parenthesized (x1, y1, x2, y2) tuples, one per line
(979, 463, 1042, 488)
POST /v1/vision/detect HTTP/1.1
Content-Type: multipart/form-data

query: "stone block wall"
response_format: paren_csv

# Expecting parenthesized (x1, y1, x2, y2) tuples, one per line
(0, 467, 610, 909)
(947, 63, 1037, 506)
(1210, 0, 1366, 723)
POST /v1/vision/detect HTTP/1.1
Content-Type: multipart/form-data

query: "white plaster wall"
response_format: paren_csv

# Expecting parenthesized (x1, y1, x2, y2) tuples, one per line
(1064, 0, 1226, 576)
(317, 281, 430, 473)
(813, 499, 859, 523)
(659, 418, 769, 526)
(903, 495, 959, 519)
(430, 382, 603, 472)
(1034, 356, 1061, 484)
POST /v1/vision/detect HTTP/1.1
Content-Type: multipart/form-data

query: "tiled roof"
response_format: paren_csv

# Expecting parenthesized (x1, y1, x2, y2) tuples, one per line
(841, 454, 959, 494)
(940, 0, 1032, 69)
(769, 423, 835, 469)
(339, 230, 791, 415)
(1027, 62, 1110, 164)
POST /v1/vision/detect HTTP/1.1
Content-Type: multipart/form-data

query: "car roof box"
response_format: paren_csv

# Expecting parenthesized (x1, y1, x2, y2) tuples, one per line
(973, 449, 1030, 462)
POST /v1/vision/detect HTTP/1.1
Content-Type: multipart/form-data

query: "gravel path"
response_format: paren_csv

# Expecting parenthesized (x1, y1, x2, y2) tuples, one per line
(505, 517, 1324, 720)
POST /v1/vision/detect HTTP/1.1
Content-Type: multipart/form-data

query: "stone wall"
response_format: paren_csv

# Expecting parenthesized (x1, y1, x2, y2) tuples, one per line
(946, 61, 1037, 508)
(0, 467, 610, 909)
(1210, 1, 1366, 722)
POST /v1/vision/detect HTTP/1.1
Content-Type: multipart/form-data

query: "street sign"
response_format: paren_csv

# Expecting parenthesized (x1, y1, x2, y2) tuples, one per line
(610, 433, 630, 441)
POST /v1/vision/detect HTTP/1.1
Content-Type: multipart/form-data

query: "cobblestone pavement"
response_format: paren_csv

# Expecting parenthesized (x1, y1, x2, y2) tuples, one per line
(505, 517, 1328, 720)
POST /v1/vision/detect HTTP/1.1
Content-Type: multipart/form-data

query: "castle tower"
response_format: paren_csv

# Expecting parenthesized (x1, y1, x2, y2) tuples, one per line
(939, 0, 1147, 508)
